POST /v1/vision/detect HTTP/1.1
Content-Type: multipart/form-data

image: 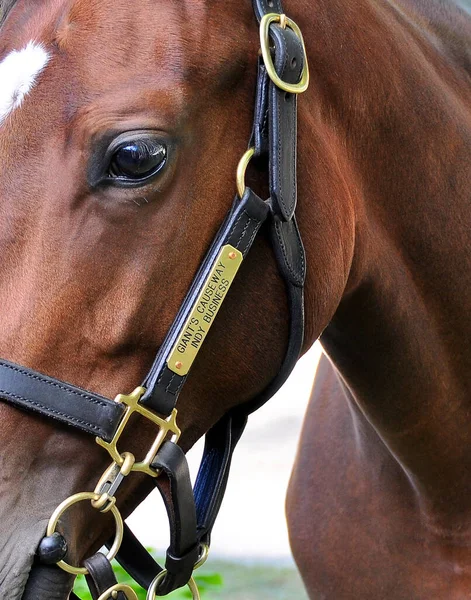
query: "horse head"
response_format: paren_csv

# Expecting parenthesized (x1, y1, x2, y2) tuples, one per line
(0, 1, 355, 598)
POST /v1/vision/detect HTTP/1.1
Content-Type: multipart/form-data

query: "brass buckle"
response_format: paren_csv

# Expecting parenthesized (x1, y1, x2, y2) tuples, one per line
(96, 387, 181, 478)
(97, 584, 139, 600)
(259, 13, 310, 94)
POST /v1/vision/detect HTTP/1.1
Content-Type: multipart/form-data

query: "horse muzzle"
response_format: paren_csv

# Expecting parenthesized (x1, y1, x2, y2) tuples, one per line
(20, 564, 74, 600)
(0, 515, 71, 600)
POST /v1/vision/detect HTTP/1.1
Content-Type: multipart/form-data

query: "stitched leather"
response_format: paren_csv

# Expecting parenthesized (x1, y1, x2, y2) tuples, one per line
(112, 442, 198, 595)
(269, 26, 304, 221)
(250, 59, 270, 157)
(191, 16, 307, 554)
(198, 285, 305, 542)
(152, 442, 199, 594)
(243, 284, 304, 416)
(141, 189, 269, 416)
(272, 217, 306, 287)
(252, 0, 284, 22)
(193, 412, 247, 543)
(0, 359, 124, 441)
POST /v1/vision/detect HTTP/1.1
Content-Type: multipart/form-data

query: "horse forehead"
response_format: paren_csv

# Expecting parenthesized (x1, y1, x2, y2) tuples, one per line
(33, 0, 230, 69)
(0, 41, 50, 125)
(1, 0, 242, 100)
(55, 1, 188, 56)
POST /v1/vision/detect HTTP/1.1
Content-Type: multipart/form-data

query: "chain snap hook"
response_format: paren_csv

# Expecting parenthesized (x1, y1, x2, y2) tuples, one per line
(92, 452, 136, 512)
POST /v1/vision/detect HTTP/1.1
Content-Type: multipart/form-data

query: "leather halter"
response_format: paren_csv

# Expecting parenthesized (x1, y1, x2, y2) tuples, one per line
(0, 1, 309, 597)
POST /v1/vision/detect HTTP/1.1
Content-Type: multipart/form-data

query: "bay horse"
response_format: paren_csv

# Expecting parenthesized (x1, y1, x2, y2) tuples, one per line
(0, 0, 469, 598)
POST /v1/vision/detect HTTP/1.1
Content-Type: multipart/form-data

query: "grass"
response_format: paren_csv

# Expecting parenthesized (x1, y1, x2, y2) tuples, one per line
(199, 559, 308, 600)
(74, 556, 307, 599)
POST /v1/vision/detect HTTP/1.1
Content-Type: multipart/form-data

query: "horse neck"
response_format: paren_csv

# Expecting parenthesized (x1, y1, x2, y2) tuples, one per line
(297, 0, 471, 532)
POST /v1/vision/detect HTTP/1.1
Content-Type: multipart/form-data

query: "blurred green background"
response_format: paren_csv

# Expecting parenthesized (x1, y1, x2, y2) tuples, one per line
(74, 556, 308, 599)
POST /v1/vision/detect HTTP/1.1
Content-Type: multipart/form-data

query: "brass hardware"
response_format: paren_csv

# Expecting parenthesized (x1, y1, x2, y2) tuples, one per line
(147, 570, 200, 600)
(91, 492, 116, 513)
(194, 543, 210, 570)
(228, 251, 237, 260)
(92, 453, 135, 512)
(259, 13, 310, 94)
(119, 451, 136, 476)
(46, 492, 124, 575)
(236, 147, 255, 198)
(97, 584, 139, 600)
(96, 387, 181, 478)
(145, 545, 208, 598)
(167, 245, 244, 376)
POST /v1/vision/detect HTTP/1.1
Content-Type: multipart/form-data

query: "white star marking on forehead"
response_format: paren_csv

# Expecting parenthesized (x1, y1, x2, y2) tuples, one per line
(0, 41, 50, 125)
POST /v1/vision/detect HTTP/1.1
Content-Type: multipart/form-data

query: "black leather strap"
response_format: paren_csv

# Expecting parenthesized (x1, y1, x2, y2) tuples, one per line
(84, 552, 126, 600)
(189, 229, 305, 558)
(190, 3, 306, 555)
(191, 224, 305, 547)
(152, 442, 199, 594)
(0, 359, 124, 441)
(113, 441, 199, 595)
(271, 217, 305, 287)
(250, 59, 270, 158)
(252, 0, 284, 22)
(268, 27, 304, 220)
(111, 417, 248, 593)
(140, 188, 270, 416)
(194, 412, 247, 544)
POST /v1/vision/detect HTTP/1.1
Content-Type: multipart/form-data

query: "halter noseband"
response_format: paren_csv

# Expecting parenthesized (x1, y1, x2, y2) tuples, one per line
(0, 1, 309, 598)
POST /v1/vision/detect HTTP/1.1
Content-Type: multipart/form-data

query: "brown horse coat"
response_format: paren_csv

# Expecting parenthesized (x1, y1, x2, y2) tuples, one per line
(0, 0, 469, 598)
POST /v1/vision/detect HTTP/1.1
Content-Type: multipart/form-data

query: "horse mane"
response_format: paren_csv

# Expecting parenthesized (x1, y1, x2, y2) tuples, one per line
(0, 0, 16, 25)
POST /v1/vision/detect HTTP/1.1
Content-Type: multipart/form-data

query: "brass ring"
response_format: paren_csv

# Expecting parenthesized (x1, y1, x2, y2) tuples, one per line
(236, 147, 255, 198)
(260, 13, 310, 94)
(96, 583, 139, 600)
(194, 543, 210, 570)
(46, 491, 124, 575)
(147, 570, 200, 600)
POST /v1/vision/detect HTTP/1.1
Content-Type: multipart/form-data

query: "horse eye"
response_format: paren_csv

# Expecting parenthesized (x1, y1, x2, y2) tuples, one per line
(108, 139, 167, 180)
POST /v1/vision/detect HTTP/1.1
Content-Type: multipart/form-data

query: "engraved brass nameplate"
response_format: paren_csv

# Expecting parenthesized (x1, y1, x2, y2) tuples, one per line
(167, 245, 243, 376)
